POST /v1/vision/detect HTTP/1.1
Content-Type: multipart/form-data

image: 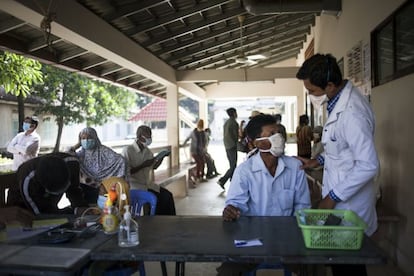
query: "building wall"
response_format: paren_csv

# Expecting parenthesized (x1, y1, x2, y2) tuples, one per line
(312, 0, 413, 274)
(204, 79, 304, 127)
(372, 74, 414, 276)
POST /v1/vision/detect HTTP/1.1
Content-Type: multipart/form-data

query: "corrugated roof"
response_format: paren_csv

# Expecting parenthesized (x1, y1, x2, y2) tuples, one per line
(129, 98, 167, 122)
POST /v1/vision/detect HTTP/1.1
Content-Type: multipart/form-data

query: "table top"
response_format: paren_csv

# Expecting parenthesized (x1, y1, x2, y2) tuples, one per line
(0, 220, 112, 276)
(91, 216, 387, 265)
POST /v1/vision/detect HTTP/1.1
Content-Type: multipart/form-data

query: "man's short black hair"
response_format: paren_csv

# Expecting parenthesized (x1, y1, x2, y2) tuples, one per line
(25, 116, 39, 128)
(226, 107, 237, 117)
(245, 114, 277, 140)
(36, 156, 70, 194)
(136, 125, 152, 138)
(274, 114, 282, 121)
(296, 53, 342, 89)
(299, 114, 309, 125)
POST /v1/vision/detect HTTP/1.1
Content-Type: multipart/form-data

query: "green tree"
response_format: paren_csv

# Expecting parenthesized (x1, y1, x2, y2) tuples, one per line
(0, 51, 43, 130)
(35, 65, 137, 152)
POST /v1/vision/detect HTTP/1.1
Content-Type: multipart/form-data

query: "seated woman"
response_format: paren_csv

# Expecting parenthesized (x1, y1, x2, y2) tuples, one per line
(70, 127, 127, 204)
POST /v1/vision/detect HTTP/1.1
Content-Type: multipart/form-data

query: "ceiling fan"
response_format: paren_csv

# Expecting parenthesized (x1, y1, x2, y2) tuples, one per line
(235, 15, 268, 65)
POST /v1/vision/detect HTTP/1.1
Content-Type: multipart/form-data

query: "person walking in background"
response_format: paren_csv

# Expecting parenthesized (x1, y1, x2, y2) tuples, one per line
(204, 128, 220, 179)
(182, 119, 207, 183)
(122, 125, 176, 215)
(238, 110, 261, 154)
(70, 127, 127, 204)
(274, 113, 282, 125)
(311, 125, 324, 159)
(217, 107, 239, 190)
(296, 53, 379, 276)
(7, 116, 40, 171)
(296, 114, 313, 158)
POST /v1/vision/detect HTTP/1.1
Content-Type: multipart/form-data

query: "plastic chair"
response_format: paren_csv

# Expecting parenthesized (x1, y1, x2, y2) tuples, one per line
(129, 189, 168, 276)
(244, 263, 292, 276)
(130, 189, 157, 217)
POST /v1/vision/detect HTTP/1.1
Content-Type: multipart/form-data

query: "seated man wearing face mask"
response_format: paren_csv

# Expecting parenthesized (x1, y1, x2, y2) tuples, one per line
(122, 125, 176, 215)
(217, 114, 311, 275)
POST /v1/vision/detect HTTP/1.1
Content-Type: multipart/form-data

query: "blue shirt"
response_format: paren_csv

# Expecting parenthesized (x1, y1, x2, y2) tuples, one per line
(225, 153, 311, 216)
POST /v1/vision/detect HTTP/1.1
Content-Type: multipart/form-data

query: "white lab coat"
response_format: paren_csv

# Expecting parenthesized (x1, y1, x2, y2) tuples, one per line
(321, 81, 379, 236)
(7, 130, 40, 171)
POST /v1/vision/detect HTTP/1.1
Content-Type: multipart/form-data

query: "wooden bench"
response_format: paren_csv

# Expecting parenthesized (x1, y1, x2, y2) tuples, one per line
(153, 163, 196, 198)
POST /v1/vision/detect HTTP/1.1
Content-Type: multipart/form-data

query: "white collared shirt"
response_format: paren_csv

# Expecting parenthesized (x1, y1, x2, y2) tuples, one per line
(225, 153, 311, 216)
(121, 141, 159, 192)
(7, 130, 40, 171)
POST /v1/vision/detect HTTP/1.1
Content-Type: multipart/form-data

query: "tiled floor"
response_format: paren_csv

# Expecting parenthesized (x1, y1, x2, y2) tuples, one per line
(142, 142, 405, 275)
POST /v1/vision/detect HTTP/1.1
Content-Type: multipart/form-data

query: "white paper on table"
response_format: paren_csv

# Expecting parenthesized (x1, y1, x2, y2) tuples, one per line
(234, 238, 263, 247)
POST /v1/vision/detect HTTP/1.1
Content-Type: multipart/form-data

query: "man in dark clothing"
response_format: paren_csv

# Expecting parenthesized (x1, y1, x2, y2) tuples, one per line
(217, 107, 239, 189)
(7, 152, 88, 215)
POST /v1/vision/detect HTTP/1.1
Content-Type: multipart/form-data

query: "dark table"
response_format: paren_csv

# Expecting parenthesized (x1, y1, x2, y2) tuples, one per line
(91, 216, 387, 275)
(0, 219, 113, 276)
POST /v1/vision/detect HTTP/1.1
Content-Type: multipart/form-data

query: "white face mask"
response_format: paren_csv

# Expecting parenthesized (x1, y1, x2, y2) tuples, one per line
(256, 133, 285, 157)
(309, 94, 328, 110)
(141, 136, 152, 146)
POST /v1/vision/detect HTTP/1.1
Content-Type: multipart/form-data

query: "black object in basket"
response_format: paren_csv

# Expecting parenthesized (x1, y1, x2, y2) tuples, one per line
(296, 209, 367, 250)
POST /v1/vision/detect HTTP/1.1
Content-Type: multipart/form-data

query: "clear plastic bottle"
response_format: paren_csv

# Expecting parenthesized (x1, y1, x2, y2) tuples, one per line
(118, 205, 139, 247)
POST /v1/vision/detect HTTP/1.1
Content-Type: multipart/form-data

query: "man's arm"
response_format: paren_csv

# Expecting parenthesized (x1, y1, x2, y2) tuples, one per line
(6, 134, 21, 154)
(13, 135, 40, 156)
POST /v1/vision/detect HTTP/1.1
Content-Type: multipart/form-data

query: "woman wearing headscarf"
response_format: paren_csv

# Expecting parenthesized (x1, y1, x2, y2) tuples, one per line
(70, 127, 127, 204)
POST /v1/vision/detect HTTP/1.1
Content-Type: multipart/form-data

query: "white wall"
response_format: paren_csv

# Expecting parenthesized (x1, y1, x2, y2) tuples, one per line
(315, 0, 404, 59)
(311, 0, 412, 274)
(372, 74, 414, 276)
(204, 79, 304, 124)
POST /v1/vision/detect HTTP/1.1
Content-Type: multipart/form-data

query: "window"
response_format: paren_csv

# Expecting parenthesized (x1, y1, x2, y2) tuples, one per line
(372, 1, 414, 86)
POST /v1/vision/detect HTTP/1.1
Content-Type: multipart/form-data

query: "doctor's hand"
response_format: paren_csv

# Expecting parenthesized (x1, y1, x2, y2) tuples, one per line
(318, 195, 337, 210)
(222, 205, 241, 221)
(295, 156, 320, 170)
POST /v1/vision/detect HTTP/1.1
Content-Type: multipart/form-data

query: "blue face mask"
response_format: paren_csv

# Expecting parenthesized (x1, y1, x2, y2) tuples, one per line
(22, 122, 31, 132)
(97, 195, 107, 209)
(81, 139, 96, 150)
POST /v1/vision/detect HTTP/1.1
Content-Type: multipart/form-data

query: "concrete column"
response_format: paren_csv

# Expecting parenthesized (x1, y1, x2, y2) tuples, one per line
(199, 99, 208, 127)
(166, 84, 180, 166)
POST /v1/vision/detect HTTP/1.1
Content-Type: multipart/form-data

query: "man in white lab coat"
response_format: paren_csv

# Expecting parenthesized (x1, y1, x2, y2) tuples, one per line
(7, 116, 41, 171)
(296, 53, 379, 276)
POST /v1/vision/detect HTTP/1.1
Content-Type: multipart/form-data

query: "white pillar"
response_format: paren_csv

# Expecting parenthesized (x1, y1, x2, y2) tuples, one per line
(199, 99, 208, 127)
(166, 84, 180, 166)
